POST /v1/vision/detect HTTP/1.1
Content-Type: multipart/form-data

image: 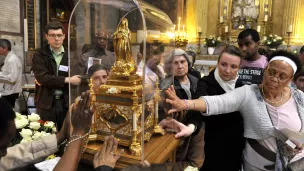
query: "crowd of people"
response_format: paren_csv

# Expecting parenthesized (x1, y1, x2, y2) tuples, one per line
(1, 20, 304, 171)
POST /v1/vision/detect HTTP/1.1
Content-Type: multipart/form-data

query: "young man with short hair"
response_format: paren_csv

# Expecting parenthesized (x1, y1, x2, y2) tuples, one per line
(0, 39, 22, 107)
(237, 29, 268, 84)
(32, 21, 81, 130)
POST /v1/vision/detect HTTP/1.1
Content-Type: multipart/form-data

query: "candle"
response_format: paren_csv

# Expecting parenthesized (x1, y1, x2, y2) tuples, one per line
(155, 102, 158, 119)
(198, 26, 202, 33)
(182, 25, 185, 33)
(257, 25, 261, 33)
(220, 16, 223, 23)
(178, 17, 181, 32)
(225, 26, 228, 33)
(264, 15, 268, 22)
(132, 113, 137, 131)
(288, 25, 293, 32)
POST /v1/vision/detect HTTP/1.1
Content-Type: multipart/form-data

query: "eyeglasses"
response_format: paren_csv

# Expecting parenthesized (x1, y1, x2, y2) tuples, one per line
(48, 34, 64, 39)
(265, 69, 291, 82)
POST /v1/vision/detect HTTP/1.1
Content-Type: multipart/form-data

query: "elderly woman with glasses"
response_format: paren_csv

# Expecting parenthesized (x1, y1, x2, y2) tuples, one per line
(165, 50, 304, 171)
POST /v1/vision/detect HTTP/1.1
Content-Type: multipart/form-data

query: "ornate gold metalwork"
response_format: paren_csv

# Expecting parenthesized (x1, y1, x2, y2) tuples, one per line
(153, 77, 165, 135)
(111, 18, 136, 76)
(130, 131, 142, 156)
(88, 17, 163, 156)
(144, 132, 153, 141)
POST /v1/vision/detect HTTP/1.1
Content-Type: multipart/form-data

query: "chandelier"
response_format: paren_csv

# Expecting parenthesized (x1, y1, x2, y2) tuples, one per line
(167, 17, 188, 47)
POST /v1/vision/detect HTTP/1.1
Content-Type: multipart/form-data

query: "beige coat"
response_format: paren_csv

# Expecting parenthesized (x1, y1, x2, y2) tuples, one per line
(0, 135, 58, 171)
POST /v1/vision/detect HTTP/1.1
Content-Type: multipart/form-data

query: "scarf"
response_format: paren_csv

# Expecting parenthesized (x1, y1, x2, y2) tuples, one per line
(214, 67, 238, 93)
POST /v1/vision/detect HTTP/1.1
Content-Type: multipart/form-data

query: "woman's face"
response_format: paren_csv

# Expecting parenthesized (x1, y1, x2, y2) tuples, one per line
(217, 52, 241, 81)
(92, 70, 108, 91)
(262, 60, 294, 92)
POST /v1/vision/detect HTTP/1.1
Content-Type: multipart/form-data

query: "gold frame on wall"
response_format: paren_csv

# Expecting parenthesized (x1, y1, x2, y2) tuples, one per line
(218, 0, 273, 43)
(26, 0, 37, 50)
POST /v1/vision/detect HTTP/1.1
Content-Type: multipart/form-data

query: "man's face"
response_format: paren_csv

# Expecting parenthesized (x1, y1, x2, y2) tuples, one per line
(147, 54, 161, 71)
(238, 35, 259, 59)
(0, 121, 16, 159)
(0, 46, 8, 56)
(95, 37, 108, 49)
(294, 76, 304, 92)
(92, 70, 108, 92)
(95, 31, 108, 49)
(172, 55, 188, 77)
(46, 29, 65, 50)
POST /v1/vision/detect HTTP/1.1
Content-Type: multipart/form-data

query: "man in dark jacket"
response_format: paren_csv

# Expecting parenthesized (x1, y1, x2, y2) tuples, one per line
(32, 21, 81, 130)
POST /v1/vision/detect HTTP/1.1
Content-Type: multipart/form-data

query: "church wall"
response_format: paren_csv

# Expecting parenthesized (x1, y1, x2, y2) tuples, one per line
(298, 1, 304, 44)
(271, 0, 284, 37)
(206, 0, 219, 37)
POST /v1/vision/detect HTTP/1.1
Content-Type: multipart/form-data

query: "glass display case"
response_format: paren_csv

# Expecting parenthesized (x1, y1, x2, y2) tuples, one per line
(67, 0, 175, 157)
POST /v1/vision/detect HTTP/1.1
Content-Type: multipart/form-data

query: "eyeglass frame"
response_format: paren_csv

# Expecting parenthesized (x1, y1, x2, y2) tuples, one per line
(264, 67, 293, 83)
(47, 34, 65, 39)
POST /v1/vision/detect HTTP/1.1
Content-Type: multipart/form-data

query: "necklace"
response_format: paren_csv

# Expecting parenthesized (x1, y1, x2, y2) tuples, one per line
(261, 86, 284, 104)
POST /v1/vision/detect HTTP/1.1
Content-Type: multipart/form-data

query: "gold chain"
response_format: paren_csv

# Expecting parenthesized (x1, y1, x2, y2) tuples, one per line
(261, 86, 284, 104)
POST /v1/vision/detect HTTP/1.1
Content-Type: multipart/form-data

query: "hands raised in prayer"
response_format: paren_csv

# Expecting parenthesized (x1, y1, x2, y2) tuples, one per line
(93, 135, 124, 169)
(56, 91, 95, 145)
(53, 91, 95, 171)
(71, 91, 95, 136)
(159, 117, 195, 138)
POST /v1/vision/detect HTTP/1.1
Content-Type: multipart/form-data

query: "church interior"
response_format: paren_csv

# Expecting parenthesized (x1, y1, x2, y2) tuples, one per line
(1, 0, 304, 171)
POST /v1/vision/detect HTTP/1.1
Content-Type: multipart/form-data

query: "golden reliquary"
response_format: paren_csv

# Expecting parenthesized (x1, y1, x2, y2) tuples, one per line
(89, 18, 164, 156)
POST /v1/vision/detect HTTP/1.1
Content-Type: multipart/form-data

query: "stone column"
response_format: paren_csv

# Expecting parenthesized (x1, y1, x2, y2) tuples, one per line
(283, 0, 301, 42)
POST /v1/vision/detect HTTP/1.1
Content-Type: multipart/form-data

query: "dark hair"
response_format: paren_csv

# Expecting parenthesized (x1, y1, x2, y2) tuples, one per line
(88, 64, 108, 78)
(218, 45, 244, 63)
(300, 46, 304, 54)
(268, 50, 302, 75)
(139, 41, 164, 61)
(258, 47, 270, 58)
(44, 21, 64, 34)
(0, 98, 16, 137)
(0, 39, 12, 51)
(186, 50, 197, 67)
(237, 29, 260, 42)
(294, 68, 304, 81)
(123, 164, 167, 171)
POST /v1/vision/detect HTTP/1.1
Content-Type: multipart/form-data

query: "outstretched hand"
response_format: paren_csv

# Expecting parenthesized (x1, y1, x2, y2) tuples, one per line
(158, 117, 194, 138)
(71, 91, 95, 136)
(93, 135, 124, 169)
(165, 85, 187, 114)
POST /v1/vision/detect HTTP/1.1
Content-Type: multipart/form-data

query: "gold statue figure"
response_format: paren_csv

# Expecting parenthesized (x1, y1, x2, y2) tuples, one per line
(111, 18, 136, 76)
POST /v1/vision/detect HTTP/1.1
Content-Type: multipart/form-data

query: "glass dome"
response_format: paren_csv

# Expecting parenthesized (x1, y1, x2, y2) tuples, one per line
(67, 0, 177, 161)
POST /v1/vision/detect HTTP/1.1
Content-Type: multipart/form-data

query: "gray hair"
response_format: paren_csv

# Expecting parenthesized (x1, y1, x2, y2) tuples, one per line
(0, 39, 11, 51)
(165, 48, 192, 69)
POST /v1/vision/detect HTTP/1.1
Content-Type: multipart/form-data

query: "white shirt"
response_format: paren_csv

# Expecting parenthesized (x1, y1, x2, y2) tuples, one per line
(0, 51, 22, 95)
